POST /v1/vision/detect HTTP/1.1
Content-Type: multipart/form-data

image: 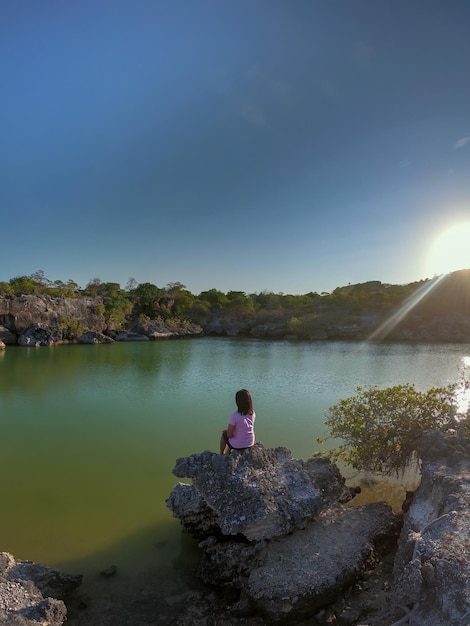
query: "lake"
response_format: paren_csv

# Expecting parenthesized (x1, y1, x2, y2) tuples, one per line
(1, 337, 469, 599)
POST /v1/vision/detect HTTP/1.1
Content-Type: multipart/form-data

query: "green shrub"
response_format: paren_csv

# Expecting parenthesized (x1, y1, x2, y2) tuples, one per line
(319, 383, 461, 476)
(57, 315, 86, 340)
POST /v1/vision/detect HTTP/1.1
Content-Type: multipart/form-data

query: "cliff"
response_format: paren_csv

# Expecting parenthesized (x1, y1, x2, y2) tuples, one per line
(0, 295, 202, 346)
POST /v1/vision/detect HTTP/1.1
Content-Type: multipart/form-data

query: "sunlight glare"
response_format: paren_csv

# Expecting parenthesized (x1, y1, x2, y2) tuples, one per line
(426, 221, 470, 276)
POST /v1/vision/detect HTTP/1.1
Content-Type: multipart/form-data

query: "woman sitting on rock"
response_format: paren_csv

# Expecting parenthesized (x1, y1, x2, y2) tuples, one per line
(220, 389, 256, 454)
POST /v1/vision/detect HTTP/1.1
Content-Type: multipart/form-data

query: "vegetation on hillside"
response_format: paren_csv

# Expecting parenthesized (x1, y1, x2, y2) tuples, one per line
(1, 268, 470, 338)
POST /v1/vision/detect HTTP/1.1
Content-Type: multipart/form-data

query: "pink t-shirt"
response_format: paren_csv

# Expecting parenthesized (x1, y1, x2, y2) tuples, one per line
(228, 411, 256, 449)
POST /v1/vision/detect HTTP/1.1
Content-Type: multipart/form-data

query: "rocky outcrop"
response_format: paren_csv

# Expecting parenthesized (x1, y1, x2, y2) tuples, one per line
(204, 309, 470, 343)
(0, 295, 202, 346)
(388, 430, 470, 625)
(0, 552, 81, 625)
(0, 295, 106, 337)
(128, 317, 203, 340)
(166, 444, 400, 622)
(18, 323, 63, 346)
(169, 446, 355, 541)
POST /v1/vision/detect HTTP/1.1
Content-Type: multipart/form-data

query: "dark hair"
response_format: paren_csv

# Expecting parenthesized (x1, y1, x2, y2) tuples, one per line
(235, 389, 254, 415)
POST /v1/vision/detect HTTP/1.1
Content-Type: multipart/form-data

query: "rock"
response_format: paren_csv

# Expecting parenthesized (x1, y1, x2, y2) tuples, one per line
(114, 332, 149, 341)
(99, 565, 117, 577)
(0, 552, 81, 626)
(0, 340, 5, 350)
(0, 295, 106, 336)
(78, 331, 114, 344)
(167, 444, 401, 623)
(0, 326, 17, 345)
(18, 323, 62, 347)
(390, 430, 470, 625)
(246, 502, 400, 622)
(167, 444, 354, 541)
(128, 317, 203, 340)
(148, 331, 173, 339)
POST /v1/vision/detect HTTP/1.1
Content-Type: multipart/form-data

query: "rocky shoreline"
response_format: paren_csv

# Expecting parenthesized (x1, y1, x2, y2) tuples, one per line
(3, 430, 469, 625)
(166, 431, 470, 624)
(2, 292, 470, 347)
(0, 294, 202, 347)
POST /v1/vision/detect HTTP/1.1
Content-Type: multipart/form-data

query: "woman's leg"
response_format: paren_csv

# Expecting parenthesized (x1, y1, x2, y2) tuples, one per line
(220, 430, 228, 454)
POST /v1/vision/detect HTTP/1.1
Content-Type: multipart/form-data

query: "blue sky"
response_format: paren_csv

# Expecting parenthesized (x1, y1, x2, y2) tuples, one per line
(2, 1, 470, 294)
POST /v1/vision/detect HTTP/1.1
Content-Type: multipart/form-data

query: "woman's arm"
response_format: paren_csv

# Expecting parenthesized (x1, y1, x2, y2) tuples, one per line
(227, 424, 235, 438)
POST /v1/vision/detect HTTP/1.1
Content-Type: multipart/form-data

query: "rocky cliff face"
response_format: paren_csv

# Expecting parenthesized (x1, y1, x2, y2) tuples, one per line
(0, 295, 106, 340)
(205, 310, 470, 342)
(0, 295, 202, 345)
(390, 430, 470, 625)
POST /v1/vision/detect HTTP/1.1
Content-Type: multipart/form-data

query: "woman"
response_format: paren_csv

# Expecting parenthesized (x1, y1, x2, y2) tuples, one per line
(220, 389, 256, 454)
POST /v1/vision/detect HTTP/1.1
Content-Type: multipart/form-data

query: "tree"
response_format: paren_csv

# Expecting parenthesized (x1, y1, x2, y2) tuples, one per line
(126, 277, 138, 292)
(30, 269, 51, 288)
(166, 282, 186, 294)
(0, 282, 13, 295)
(132, 282, 163, 317)
(320, 383, 463, 476)
(84, 278, 103, 296)
(9, 275, 39, 294)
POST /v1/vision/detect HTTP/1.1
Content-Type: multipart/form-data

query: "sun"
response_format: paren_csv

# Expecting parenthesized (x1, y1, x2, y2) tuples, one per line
(426, 221, 470, 276)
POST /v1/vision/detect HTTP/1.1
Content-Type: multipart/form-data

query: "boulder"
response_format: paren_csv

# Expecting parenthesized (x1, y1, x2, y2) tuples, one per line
(167, 444, 355, 542)
(246, 502, 400, 622)
(18, 324, 62, 347)
(167, 444, 401, 622)
(0, 552, 81, 626)
(0, 326, 17, 345)
(78, 331, 114, 344)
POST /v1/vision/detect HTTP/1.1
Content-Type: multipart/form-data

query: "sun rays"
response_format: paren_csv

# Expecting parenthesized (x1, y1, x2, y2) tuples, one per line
(366, 275, 446, 342)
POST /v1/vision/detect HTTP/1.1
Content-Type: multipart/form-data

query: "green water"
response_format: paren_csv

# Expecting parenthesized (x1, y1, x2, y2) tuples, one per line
(1, 337, 469, 581)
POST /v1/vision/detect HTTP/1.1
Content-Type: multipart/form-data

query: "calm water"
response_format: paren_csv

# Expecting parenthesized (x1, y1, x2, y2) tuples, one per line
(1, 337, 469, 584)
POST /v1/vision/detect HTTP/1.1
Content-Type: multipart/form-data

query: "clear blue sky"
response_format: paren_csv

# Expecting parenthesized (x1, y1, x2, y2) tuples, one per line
(2, 1, 470, 295)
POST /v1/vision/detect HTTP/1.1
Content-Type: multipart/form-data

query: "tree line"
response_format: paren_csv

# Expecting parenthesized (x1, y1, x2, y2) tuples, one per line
(1, 268, 469, 337)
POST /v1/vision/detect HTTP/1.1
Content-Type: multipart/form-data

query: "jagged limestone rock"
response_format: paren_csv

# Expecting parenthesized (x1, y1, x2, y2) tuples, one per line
(0, 552, 81, 626)
(246, 502, 400, 622)
(167, 444, 401, 622)
(391, 430, 470, 625)
(167, 444, 354, 542)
